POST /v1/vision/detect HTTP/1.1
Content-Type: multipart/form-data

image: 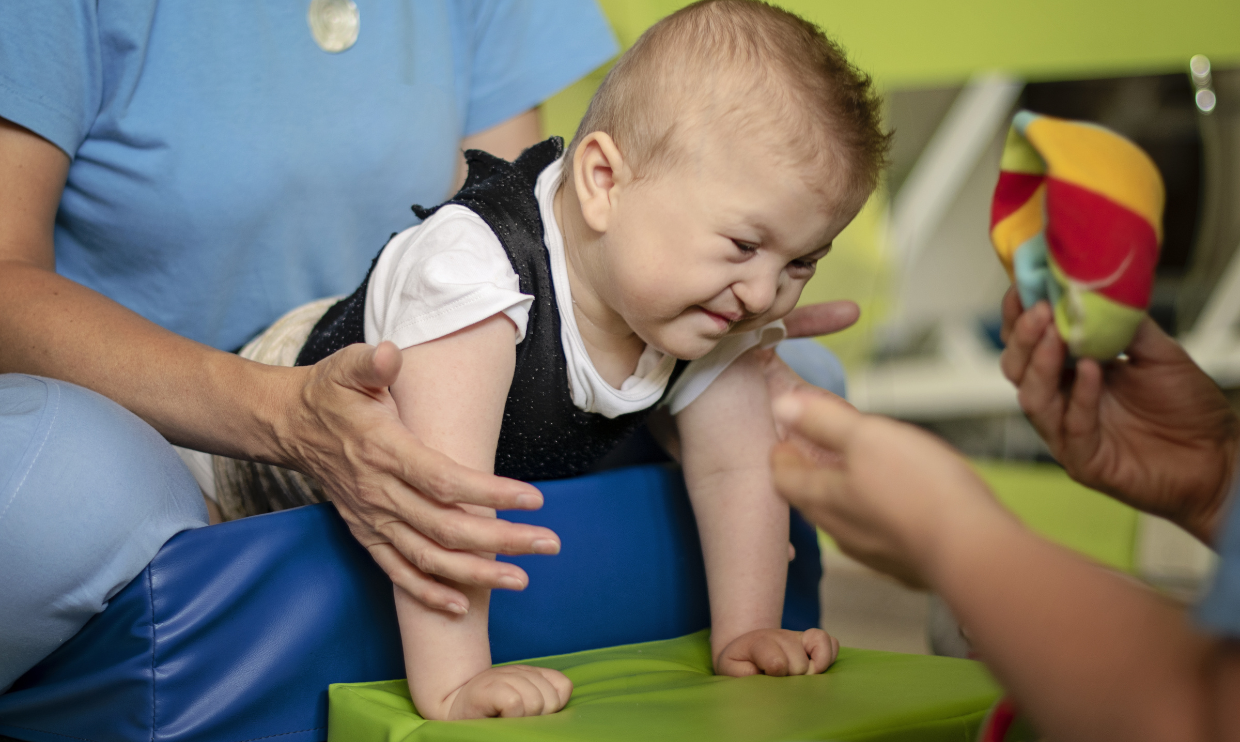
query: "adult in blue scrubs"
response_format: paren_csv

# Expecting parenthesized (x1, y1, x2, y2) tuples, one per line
(0, 1, 860, 691)
(0, 0, 623, 690)
(772, 289, 1240, 740)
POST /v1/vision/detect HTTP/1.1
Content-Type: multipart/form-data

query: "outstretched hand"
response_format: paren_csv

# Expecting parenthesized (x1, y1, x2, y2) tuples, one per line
(771, 390, 1005, 588)
(781, 300, 861, 341)
(715, 628, 838, 678)
(999, 289, 1239, 543)
(273, 341, 561, 612)
(760, 300, 859, 459)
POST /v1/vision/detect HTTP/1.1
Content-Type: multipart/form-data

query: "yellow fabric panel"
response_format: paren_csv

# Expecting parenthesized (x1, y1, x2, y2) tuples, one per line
(999, 127, 1046, 175)
(990, 182, 1046, 277)
(1023, 117, 1165, 239)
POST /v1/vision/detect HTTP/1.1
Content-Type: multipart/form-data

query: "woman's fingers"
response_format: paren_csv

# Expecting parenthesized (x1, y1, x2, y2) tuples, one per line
(367, 542, 469, 613)
(285, 342, 564, 606)
(998, 286, 1023, 344)
(772, 391, 861, 453)
(379, 482, 560, 557)
(1015, 324, 1068, 442)
(998, 300, 1052, 386)
(782, 300, 860, 339)
(772, 441, 851, 527)
(1063, 358, 1103, 443)
(378, 518, 533, 592)
(389, 439, 545, 512)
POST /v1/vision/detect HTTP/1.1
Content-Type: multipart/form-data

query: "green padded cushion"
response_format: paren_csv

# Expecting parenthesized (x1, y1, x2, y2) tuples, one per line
(328, 630, 1000, 741)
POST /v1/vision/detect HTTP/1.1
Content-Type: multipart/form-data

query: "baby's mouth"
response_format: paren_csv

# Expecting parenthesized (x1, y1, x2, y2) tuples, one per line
(699, 307, 740, 331)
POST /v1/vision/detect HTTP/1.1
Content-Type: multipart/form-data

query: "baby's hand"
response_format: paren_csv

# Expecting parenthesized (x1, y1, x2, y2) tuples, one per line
(444, 665, 572, 720)
(716, 628, 838, 677)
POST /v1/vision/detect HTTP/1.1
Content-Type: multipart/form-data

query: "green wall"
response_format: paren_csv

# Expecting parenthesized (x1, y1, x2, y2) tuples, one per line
(544, 0, 1240, 140)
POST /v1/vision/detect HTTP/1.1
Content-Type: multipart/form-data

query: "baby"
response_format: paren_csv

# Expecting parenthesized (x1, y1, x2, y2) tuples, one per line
(236, 0, 887, 721)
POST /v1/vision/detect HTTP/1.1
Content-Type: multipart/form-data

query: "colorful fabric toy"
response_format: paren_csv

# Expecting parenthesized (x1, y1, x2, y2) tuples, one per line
(990, 110, 1164, 359)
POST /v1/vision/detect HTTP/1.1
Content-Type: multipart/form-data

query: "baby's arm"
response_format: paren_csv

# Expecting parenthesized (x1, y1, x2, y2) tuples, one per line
(388, 314, 571, 720)
(677, 347, 838, 676)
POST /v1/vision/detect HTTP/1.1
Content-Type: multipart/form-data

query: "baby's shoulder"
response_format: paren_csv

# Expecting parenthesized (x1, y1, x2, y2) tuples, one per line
(380, 205, 507, 268)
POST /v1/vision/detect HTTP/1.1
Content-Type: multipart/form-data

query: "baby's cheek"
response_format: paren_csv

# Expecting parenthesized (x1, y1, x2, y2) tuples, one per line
(767, 289, 802, 322)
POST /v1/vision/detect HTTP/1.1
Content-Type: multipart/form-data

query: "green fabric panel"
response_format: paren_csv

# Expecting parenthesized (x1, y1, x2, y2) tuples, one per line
(329, 630, 1001, 742)
(1047, 257, 1146, 360)
(973, 461, 1139, 573)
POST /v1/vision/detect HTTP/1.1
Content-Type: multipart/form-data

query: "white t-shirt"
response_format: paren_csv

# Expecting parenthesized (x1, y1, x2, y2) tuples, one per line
(363, 156, 785, 418)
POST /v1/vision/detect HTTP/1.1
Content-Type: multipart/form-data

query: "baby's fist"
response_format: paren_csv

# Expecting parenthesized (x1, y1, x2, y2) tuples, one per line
(446, 665, 572, 720)
(716, 628, 838, 677)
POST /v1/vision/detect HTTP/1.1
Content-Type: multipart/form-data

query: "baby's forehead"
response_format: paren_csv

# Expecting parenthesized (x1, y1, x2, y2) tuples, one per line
(665, 101, 847, 194)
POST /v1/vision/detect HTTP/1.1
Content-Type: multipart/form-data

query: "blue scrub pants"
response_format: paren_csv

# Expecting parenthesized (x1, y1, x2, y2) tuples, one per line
(0, 375, 207, 691)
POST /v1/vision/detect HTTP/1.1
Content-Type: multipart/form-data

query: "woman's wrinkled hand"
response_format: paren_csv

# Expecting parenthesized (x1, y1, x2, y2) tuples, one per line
(272, 341, 562, 612)
(999, 288, 1239, 543)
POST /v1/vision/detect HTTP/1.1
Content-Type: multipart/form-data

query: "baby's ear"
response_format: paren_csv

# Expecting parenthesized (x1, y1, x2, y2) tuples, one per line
(573, 132, 627, 233)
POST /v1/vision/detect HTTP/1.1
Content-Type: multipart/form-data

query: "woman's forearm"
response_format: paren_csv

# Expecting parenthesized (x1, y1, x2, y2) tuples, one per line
(0, 117, 282, 460)
(928, 506, 1213, 742)
(0, 260, 295, 461)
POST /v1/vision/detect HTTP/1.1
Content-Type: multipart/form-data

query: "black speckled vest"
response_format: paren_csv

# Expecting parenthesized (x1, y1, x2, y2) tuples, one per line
(296, 137, 688, 481)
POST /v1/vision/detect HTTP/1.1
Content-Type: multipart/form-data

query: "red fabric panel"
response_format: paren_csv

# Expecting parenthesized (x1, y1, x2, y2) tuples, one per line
(1045, 178, 1159, 308)
(990, 172, 1044, 229)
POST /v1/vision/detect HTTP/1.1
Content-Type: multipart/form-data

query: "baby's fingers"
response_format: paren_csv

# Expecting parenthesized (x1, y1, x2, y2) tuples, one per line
(490, 676, 541, 718)
(533, 666, 574, 709)
(493, 666, 570, 717)
(751, 632, 808, 677)
(802, 628, 838, 674)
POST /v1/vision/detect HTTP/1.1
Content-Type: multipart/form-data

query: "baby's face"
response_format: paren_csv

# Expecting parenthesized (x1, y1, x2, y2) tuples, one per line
(596, 129, 855, 360)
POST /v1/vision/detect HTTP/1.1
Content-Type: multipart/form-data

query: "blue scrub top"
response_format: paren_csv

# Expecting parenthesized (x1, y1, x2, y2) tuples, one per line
(0, 1, 617, 351)
(1197, 467, 1240, 636)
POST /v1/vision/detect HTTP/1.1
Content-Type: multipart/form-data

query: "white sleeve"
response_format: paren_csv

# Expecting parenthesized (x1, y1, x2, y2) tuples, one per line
(662, 321, 787, 415)
(363, 205, 534, 349)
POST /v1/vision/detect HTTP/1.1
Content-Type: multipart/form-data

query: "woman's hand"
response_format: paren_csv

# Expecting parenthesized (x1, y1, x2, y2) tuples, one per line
(272, 341, 560, 612)
(999, 288, 1239, 543)
(760, 300, 859, 453)
(771, 390, 1004, 588)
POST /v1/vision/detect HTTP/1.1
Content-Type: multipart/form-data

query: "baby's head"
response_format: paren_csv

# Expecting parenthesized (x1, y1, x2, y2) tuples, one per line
(558, 0, 889, 360)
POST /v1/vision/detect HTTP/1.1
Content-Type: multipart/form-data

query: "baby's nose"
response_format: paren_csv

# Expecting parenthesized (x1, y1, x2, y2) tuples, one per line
(733, 276, 777, 316)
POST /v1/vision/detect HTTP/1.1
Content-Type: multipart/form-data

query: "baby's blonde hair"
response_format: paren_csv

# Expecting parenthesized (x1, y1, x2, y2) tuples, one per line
(565, 0, 889, 206)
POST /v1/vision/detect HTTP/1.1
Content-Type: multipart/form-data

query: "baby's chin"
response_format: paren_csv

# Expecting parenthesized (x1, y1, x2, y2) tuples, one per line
(648, 321, 779, 361)
(642, 334, 720, 362)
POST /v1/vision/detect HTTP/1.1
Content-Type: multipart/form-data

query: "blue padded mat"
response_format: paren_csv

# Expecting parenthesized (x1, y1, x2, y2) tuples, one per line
(0, 464, 819, 742)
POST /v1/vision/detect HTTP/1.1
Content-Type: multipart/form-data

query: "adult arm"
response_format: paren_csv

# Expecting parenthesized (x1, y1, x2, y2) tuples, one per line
(0, 116, 557, 611)
(772, 390, 1240, 742)
(999, 288, 1239, 542)
(454, 108, 542, 190)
